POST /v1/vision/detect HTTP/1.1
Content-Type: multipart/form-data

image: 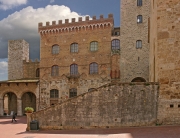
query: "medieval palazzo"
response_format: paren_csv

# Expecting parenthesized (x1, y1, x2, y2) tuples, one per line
(0, 0, 180, 128)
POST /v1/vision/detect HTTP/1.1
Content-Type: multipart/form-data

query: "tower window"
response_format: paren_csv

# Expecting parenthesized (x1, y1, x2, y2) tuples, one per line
(52, 44, 59, 54)
(111, 39, 120, 50)
(90, 41, 98, 51)
(137, 15, 143, 23)
(70, 64, 78, 75)
(51, 65, 59, 76)
(89, 62, 98, 74)
(136, 40, 142, 49)
(70, 43, 78, 53)
(137, 0, 142, 6)
(69, 88, 77, 98)
(36, 68, 40, 77)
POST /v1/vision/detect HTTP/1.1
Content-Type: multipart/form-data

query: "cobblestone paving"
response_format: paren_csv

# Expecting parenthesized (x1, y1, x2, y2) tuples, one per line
(0, 116, 180, 138)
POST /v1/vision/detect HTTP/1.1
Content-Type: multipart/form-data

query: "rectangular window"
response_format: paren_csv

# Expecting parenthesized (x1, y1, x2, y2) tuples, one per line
(136, 40, 142, 49)
(137, 0, 142, 6)
(69, 88, 77, 98)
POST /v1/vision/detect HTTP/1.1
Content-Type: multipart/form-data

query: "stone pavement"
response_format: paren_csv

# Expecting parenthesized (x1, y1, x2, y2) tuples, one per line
(0, 116, 180, 138)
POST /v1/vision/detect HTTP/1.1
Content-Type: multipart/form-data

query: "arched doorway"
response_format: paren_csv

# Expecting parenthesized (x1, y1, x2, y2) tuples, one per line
(22, 92, 36, 115)
(131, 77, 146, 82)
(3, 92, 17, 115)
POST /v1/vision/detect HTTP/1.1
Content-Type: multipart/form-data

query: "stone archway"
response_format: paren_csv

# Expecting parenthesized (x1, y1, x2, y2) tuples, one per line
(3, 92, 17, 115)
(22, 92, 36, 115)
(131, 77, 146, 82)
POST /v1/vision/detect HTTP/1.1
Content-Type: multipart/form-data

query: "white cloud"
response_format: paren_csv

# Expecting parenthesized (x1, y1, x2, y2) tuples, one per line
(0, 59, 8, 81)
(0, 0, 27, 10)
(0, 5, 89, 76)
(50, 0, 55, 3)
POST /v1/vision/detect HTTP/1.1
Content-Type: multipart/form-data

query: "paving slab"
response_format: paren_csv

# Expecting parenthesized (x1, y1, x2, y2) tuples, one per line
(0, 116, 180, 138)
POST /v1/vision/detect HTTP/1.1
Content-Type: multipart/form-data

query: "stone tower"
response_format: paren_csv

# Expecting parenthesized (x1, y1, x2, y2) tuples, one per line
(150, 0, 180, 124)
(120, 0, 151, 82)
(8, 40, 29, 80)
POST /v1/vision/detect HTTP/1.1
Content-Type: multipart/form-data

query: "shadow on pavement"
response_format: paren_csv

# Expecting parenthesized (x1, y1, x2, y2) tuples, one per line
(0, 116, 27, 124)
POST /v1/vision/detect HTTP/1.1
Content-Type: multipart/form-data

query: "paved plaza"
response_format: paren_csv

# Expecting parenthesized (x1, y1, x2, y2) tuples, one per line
(0, 116, 180, 138)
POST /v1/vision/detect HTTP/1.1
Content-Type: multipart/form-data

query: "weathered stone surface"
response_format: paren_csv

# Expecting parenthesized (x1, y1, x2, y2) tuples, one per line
(31, 83, 158, 129)
(120, 0, 150, 82)
(150, 0, 180, 125)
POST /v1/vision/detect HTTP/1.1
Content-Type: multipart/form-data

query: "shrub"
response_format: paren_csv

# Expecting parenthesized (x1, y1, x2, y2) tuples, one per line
(25, 107, 34, 113)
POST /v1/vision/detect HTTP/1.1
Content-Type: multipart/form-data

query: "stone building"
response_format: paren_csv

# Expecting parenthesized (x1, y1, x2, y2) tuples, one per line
(0, 0, 180, 127)
(150, 0, 180, 124)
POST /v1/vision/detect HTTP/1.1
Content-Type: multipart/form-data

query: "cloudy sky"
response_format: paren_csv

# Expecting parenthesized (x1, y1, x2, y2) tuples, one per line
(0, 0, 120, 81)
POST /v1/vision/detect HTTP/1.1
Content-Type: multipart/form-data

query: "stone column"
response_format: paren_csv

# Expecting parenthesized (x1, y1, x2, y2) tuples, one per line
(0, 98, 3, 116)
(17, 98, 22, 116)
(26, 113, 32, 131)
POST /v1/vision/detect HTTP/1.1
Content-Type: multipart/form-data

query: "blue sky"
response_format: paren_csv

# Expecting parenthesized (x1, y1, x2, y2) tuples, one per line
(0, 0, 120, 81)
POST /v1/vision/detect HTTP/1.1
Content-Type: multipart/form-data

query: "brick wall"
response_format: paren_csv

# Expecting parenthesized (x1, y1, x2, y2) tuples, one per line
(23, 59, 40, 79)
(38, 15, 114, 108)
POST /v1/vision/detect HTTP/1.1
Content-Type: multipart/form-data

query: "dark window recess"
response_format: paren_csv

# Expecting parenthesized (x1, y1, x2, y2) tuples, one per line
(137, 0, 142, 6)
(89, 62, 98, 74)
(70, 64, 78, 75)
(170, 104, 174, 108)
(114, 31, 120, 36)
(137, 15, 143, 23)
(136, 40, 142, 49)
(178, 104, 180, 108)
(50, 89, 59, 98)
(36, 68, 40, 77)
(69, 88, 77, 98)
(111, 39, 120, 50)
(51, 65, 59, 76)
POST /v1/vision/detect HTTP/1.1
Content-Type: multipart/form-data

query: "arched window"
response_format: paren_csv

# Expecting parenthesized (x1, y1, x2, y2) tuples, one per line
(137, 0, 142, 6)
(131, 77, 146, 82)
(50, 89, 59, 98)
(70, 43, 78, 53)
(111, 39, 120, 50)
(88, 88, 96, 92)
(90, 41, 98, 51)
(136, 40, 142, 49)
(51, 65, 59, 76)
(137, 15, 143, 23)
(70, 64, 78, 75)
(69, 88, 77, 98)
(90, 62, 98, 74)
(36, 68, 40, 77)
(52, 44, 59, 54)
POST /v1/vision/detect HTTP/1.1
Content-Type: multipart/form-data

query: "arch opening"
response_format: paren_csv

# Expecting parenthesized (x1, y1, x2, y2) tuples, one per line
(22, 92, 36, 115)
(131, 77, 146, 82)
(3, 92, 17, 115)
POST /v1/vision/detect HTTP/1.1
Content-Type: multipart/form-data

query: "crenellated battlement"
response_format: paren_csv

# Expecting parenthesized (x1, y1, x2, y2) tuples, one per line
(23, 59, 40, 64)
(38, 14, 114, 35)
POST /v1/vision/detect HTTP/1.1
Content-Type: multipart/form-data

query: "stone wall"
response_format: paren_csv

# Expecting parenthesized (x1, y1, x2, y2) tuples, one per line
(120, 0, 150, 82)
(23, 59, 40, 79)
(152, 0, 180, 124)
(8, 40, 29, 80)
(31, 82, 158, 129)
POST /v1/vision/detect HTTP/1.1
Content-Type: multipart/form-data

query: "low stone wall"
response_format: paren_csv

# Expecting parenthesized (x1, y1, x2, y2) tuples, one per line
(31, 82, 159, 130)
